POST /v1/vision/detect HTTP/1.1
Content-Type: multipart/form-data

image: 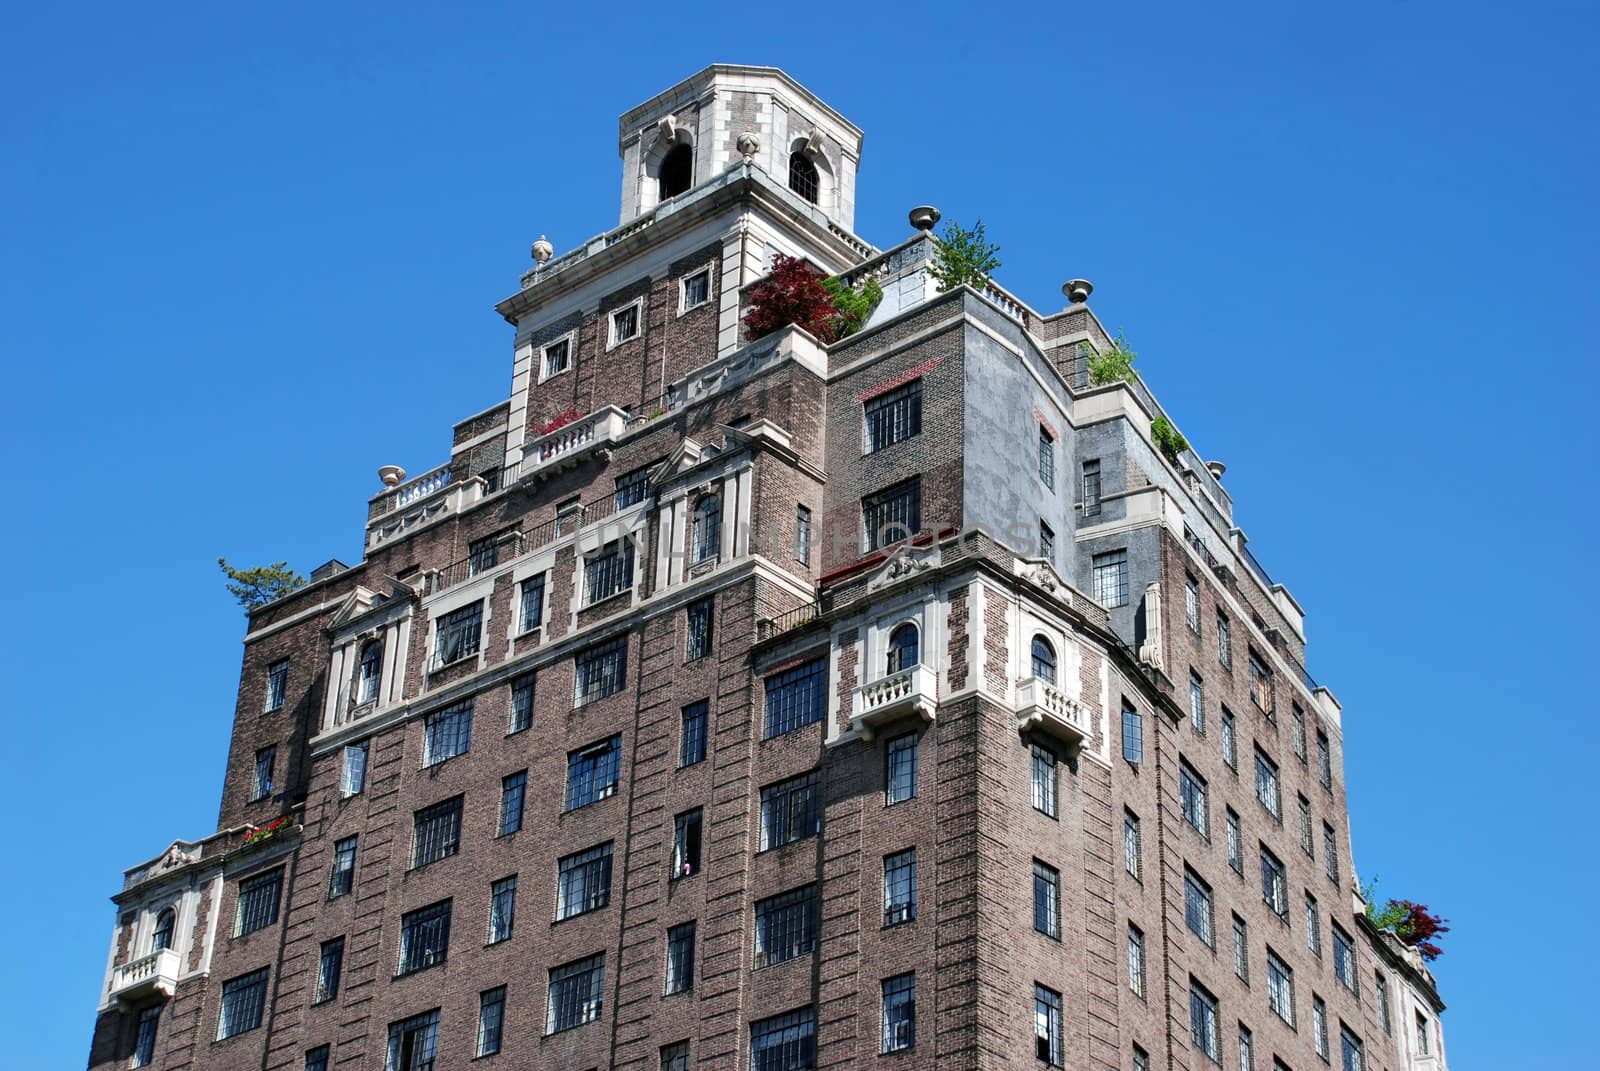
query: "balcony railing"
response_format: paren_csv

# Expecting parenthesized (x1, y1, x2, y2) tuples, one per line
(518, 405, 630, 481)
(109, 948, 181, 1005)
(851, 664, 937, 740)
(1014, 676, 1092, 752)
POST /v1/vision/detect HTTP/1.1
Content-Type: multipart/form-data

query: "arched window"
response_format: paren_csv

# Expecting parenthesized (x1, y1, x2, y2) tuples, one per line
(887, 623, 920, 675)
(1031, 635, 1057, 686)
(151, 908, 175, 953)
(658, 143, 693, 200)
(692, 495, 721, 563)
(788, 152, 820, 203)
(358, 639, 383, 704)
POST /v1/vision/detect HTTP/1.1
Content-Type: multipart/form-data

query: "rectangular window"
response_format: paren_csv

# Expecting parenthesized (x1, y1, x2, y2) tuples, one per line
(565, 735, 622, 810)
(328, 836, 357, 899)
(864, 379, 923, 453)
(235, 869, 282, 936)
(574, 636, 628, 707)
(1184, 868, 1215, 948)
(1249, 651, 1274, 715)
(1035, 984, 1064, 1067)
(1185, 573, 1201, 632)
(1239, 1024, 1255, 1071)
(546, 954, 605, 1033)
(883, 849, 917, 926)
(304, 1045, 328, 1071)
(518, 574, 545, 633)
(1292, 704, 1308, 760)
(476, 987, 505, 1057)
(422, 702, 472, 766)
(682, 268, 711, 310)
(1122, 703, 1144, 763)
(541, 337, 570, 379)
(1233, 913, 1250, 982)
(584, 540, 635, 604)
(1267, 949, 1296, 1026)
(1261, 847, 1288, 917)
(1124, 808, 1142, 879)
(1300, 795, 1315, 855)
(433, 601, 483, 668)
(133, 1005, 160, 1067)
(385, 1009, 439, 1071)
(509, 673, 535, 734)
(1314, 995, 1329, 1059)
(885, 733, 918, 804)
(1324, 823, 1341, 883)
(216, 967, 269, 1040)
(488, 876, 516, 944)
(795, 504, 812, 565)
(666, 922, 696, 994)
(680, 700, 709, 767)
(250, 746, 275, 802)
(1092, 549, 1129, 607)
(1222, 707, 1238, 769)
(1189, 672, 1206, 734)
(1218, 612, 1232, 668)
(882, 973, 916, 1053)
(397, 900, 451, 974)
(467, 535, 499, 576)
(266, 660, 289, 711)
(1256, 748, 1282, 818)
(1081, 459, 1102, 518)
(1340, 1026, 1365, 1071)
(499, 771, 526, 836)
(1306, 892, 1323, 956)
(761, 770, 822, 850)
(1416, 1012, 1432, 1055)
(614, 467, 652, 509)
(610, 303, 639, 345)
(672, 810, 703, 879)
(556, 843, 614, 921)
(754, 885, 817, 968)
(1226, 808, 1243, 874)
(1038, 425, 1055, 490)
(661, 1041, 691, 1071)
(1333, 925, 1358, 993)
(1135, 1045, 1150, 1071)
(1191, 980, 1221, 1063)
(763, 658, 827, 738)
(314, 937, 344, 1004)
(1376, 973, 1392, 1034)
(750, 1007, 815, 1071)
(1180, 761, 1210, 837)
(340, 741, 368, 797)
(1031, 743, 1058, 818)
(1039, 518, 1055, 561)
(1033, 860, 1061, 939)
(1128, 924, 1146, 998)
(1318, 730, 1334, 789)
(411, 797, 463, 868)
(685, 597, 714, 661)
(862, 478, 921, 551)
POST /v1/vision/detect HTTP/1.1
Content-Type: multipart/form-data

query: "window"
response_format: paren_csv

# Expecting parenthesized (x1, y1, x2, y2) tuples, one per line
(1239, 1025, 1254, 1071)
(217, 967, 269, 1039)
(672, 810, 703, 878)
(1333, 926, 1358, 993)
(509, 673, 535, 733)
(385, 1009, 439, 1071)
(151, 909, 175, 953)
(357, 640, 383, 703)
(1033, 860, 1061, 939)
(1416, 1012, 1432, 1055)
(235, 869, 282, 936)
(1300, 795, 1315, 855)
(1185, 574, 1201, 632)
(1081, 459, 1102, 518)
(1218, 612, 1232, 669)
(1122, 703, 1144, 763)
(751, 1007, 815, 1071)
(556, 843, 614, 920)
(1324, 823, 1341, 883)
(518, 574, 545, 633)
(680, 700, 709, 767)
(1376, 973, 1392, 1034)
(329, 836, 357, 898)
(1092, 549, 1129, 607)
(1188, 672, 1206, 734)
(574, 636, 628, 707)
(305, 1046, 329, 1071)
(467, 535, 499, 577)
(1317, 730, 1333, 789)
(1038, 425, 1055, 490)
(686, 597, 714, 660)
(1249, 652, 1274, 714)
(132, 1005, 160, 1067)
(1340, 1026, 1365, 1071)
(659, 143, 693, 199)
(1035, 984, 1064, 1067)
(499, 771, 527, 836)
(788, 151, 820, 202)
(1267, 949, 1295, 1026)
(1255, 748, 1282, 818)
(397, 900, 451, 974)
(433, 602, 482, 668)
(566, 735, 622, 810)
(251, 746, 275, 802)
(1233, 914, 1250, 982)
(340, 740, 368, 797)
(1135, 1045, 1151, 1071)
(883, 849, 917, 925)
(1226, 808, 1243, 874)
(760, 770, 822, 850)
(584, 540, 635, 603)
(1124, 809, 1142, 879)
(1190, 980, 1221, 1063)
(614, 466, 653, 510)
(488, 876, 516, 944)
(541, 336, 571, 380)
(1031, 635, 1057, 684)
(1222, 707, 1238, 769)
(795, 505, 812, 565)
(1313, 995, 1329, 1060)
(477, 987, 505, 1057)
(688, 495, 722, 564)
(1306, 892, 1323, 956)
(610, 302, 640, 346)
(315, 937, 344, 1003)
(661, 1041, 691, 1071)
(1180, 761, 1210, 837)
(886, 622, 919, 674)
(1128, 924, 1147, 998)
(754, 885, 816, 967)
(1261, 848, 1288, 917)
(862, 478, 921, 550)
(666, 922, 696, 994)
(422, 703, 472, 766)
(873, 973, 915, 1054)
(1031, 743, 1058, 818)
(411, 797, 463, 868)
(682, 267, 711, 310)
(266, 660, 289, 711)
(1184, 868, 1215, 948)
(1292, 704, 1308, 760)
(885, 733, 918, 804)
(763, 658, 827, 738)
(546, 954, 605, 1033)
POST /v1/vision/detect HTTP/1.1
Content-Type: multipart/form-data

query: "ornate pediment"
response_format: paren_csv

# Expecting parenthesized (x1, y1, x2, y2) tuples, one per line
(867, 543, 940, 593)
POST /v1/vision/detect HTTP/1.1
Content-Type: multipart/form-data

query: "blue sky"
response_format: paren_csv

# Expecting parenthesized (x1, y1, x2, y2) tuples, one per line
(1, 2, 1593, 1067)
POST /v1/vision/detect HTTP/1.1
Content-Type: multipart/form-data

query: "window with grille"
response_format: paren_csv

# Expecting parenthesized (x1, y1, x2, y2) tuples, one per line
(488, 876, 516, 944)
(1185, 574, 1201, 632)
(518, 575, 545, 633)
(556, 843, 613, 921)
(1249, 651, 1274, 714)
(1039, 518, 1055, 561)
(1376, 973, 1392, 1034)
(1189, 672, 1206, 734)
(1226, 808, 1243, 874)
(1031, 743, 1058, 818)
(397, 900, 451, 975)
(1324, 822, 1341, 882)
(499, 771, 526, 836)
(1218, 612, 1232, 668)
(1081, 459, 1102, 518)
(1092, 549, 1129, 607)
(691, 495, 721, 563)
(1180, 761, 1210, 836)
(133, 1005, 160, 1067)
(305, 1045, 328, 1071)
(686, 597, 714, 661)
(251, 746, 275, 801)
(1299, 795, 1314, 855)
(1233, 914, 1250, 981)
(1314, 996, 1329, 1059)
(750, 1006, 815, 1071)
(1221, 707, 1238, 769)
(1255, 748, 1282, 818)
(861, 478, 921, 551)
(1261, 847, 1288, 917)
(665, 922, 696, 994)
(574, 636, 628, 707)
(755, 885, 817, 967)
(546, 954, 604, 1033)
(1124, 809, 1142, 878)
(385, 1010, 439, 1071)
(1031, 635, 1057, 684)
(610, 303, 639, 345)
(1035, 984, 1063, 1067)
(329, 836, 357, 898)
(422, 703, 473, 767)
(235, 869, 282, 936)
(1123, 703, 1144, 763)
(584, 540, 635, 604)
(1333, 925, 1358, 992)
(266, 660, 289, 711)
(614, 466, 653, 509)
(680, 700, 708, 767)
(883, 849, 916, 926)
(358, 640, 383, 703)
(433, 602, 482, 668)
(1306, 892, 1323, 956)
(1128, 924, 1146, 997)
(795, 505, 811, 565)
(341, 740, 368, 797)
(672, 810, 702, 879)
(565, 735, 621, 810)
(763, 658, 826, 738)
(1036, 424, 1056, 489)
(788, 151, 820, 202)
(760, 770, 822, 850)
(885, 733, 917, 804)
(1190, 980, 1221, 1063)
(881, 973, 916, 1052)
(411, 797, 462, 868)
(476, 987, 505, 1057)
(216, 967, 269, 1040)
(1340, 1026, 1365, 1071)
(1184, 868, 1215, 947)
(541, 337, 570, 380)
(1239, 1025, 1254, 1071)
(1317, 730, 1333, 789)
(509, 673, 534, 734)
(467, 535, 500, 576)
(661, 1041, 691, 1071)
(681, 267, 711, 310)
(1033, 860, 1060, 939)
(314, 937, 343, 1003)
(1267, 949, 1295, 1025)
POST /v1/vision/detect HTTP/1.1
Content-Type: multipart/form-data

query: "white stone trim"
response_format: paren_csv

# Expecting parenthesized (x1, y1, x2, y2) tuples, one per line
(538, 330, 577, 384)
(606, 297, 645, 350)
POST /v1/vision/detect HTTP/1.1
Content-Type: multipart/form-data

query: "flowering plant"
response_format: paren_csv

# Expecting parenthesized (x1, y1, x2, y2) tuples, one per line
(535, 407, 585, 437)
(241, 815, 293, 848)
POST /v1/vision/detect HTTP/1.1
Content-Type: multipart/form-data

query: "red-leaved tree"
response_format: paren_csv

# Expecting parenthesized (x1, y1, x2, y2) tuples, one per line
(742, 254, 839, 344)
(1394, 901, 1450, 961)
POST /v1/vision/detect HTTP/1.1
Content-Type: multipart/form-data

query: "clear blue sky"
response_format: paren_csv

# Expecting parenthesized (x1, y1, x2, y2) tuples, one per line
(1, 3, 1592, 1067)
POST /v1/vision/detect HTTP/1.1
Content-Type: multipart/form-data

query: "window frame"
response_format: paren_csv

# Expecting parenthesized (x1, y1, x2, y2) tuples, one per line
(539, 333, 574, 382)
(679, 266, 712, 313)
(607, 299, 643, 349)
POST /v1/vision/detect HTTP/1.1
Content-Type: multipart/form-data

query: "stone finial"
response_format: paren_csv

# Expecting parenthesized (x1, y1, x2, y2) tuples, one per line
(736, 131, 760, 161)
(378, 465, 407, 487)
(1062, 278, 1094, 304)
(1205, 461, 1227, 480)
(909, 205, 941, 231)
(530, 235, 553, 265)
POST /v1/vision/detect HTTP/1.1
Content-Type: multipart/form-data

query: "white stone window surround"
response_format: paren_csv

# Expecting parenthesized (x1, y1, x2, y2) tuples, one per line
(324, 595, 414, 732)
(678, 261, 715, 316)
(607, 297, 645, 350)
(652, 451, 752, 594)
(824, 581, 951, 747)
(424, 579, 494, 679)
(864, 602, 929, 683)
(101, 878, 222, 1010)
(538, 330, 577, 384)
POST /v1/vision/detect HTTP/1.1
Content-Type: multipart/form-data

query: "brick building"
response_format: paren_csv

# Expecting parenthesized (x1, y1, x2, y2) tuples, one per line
(87, 65, 1449, 1071)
